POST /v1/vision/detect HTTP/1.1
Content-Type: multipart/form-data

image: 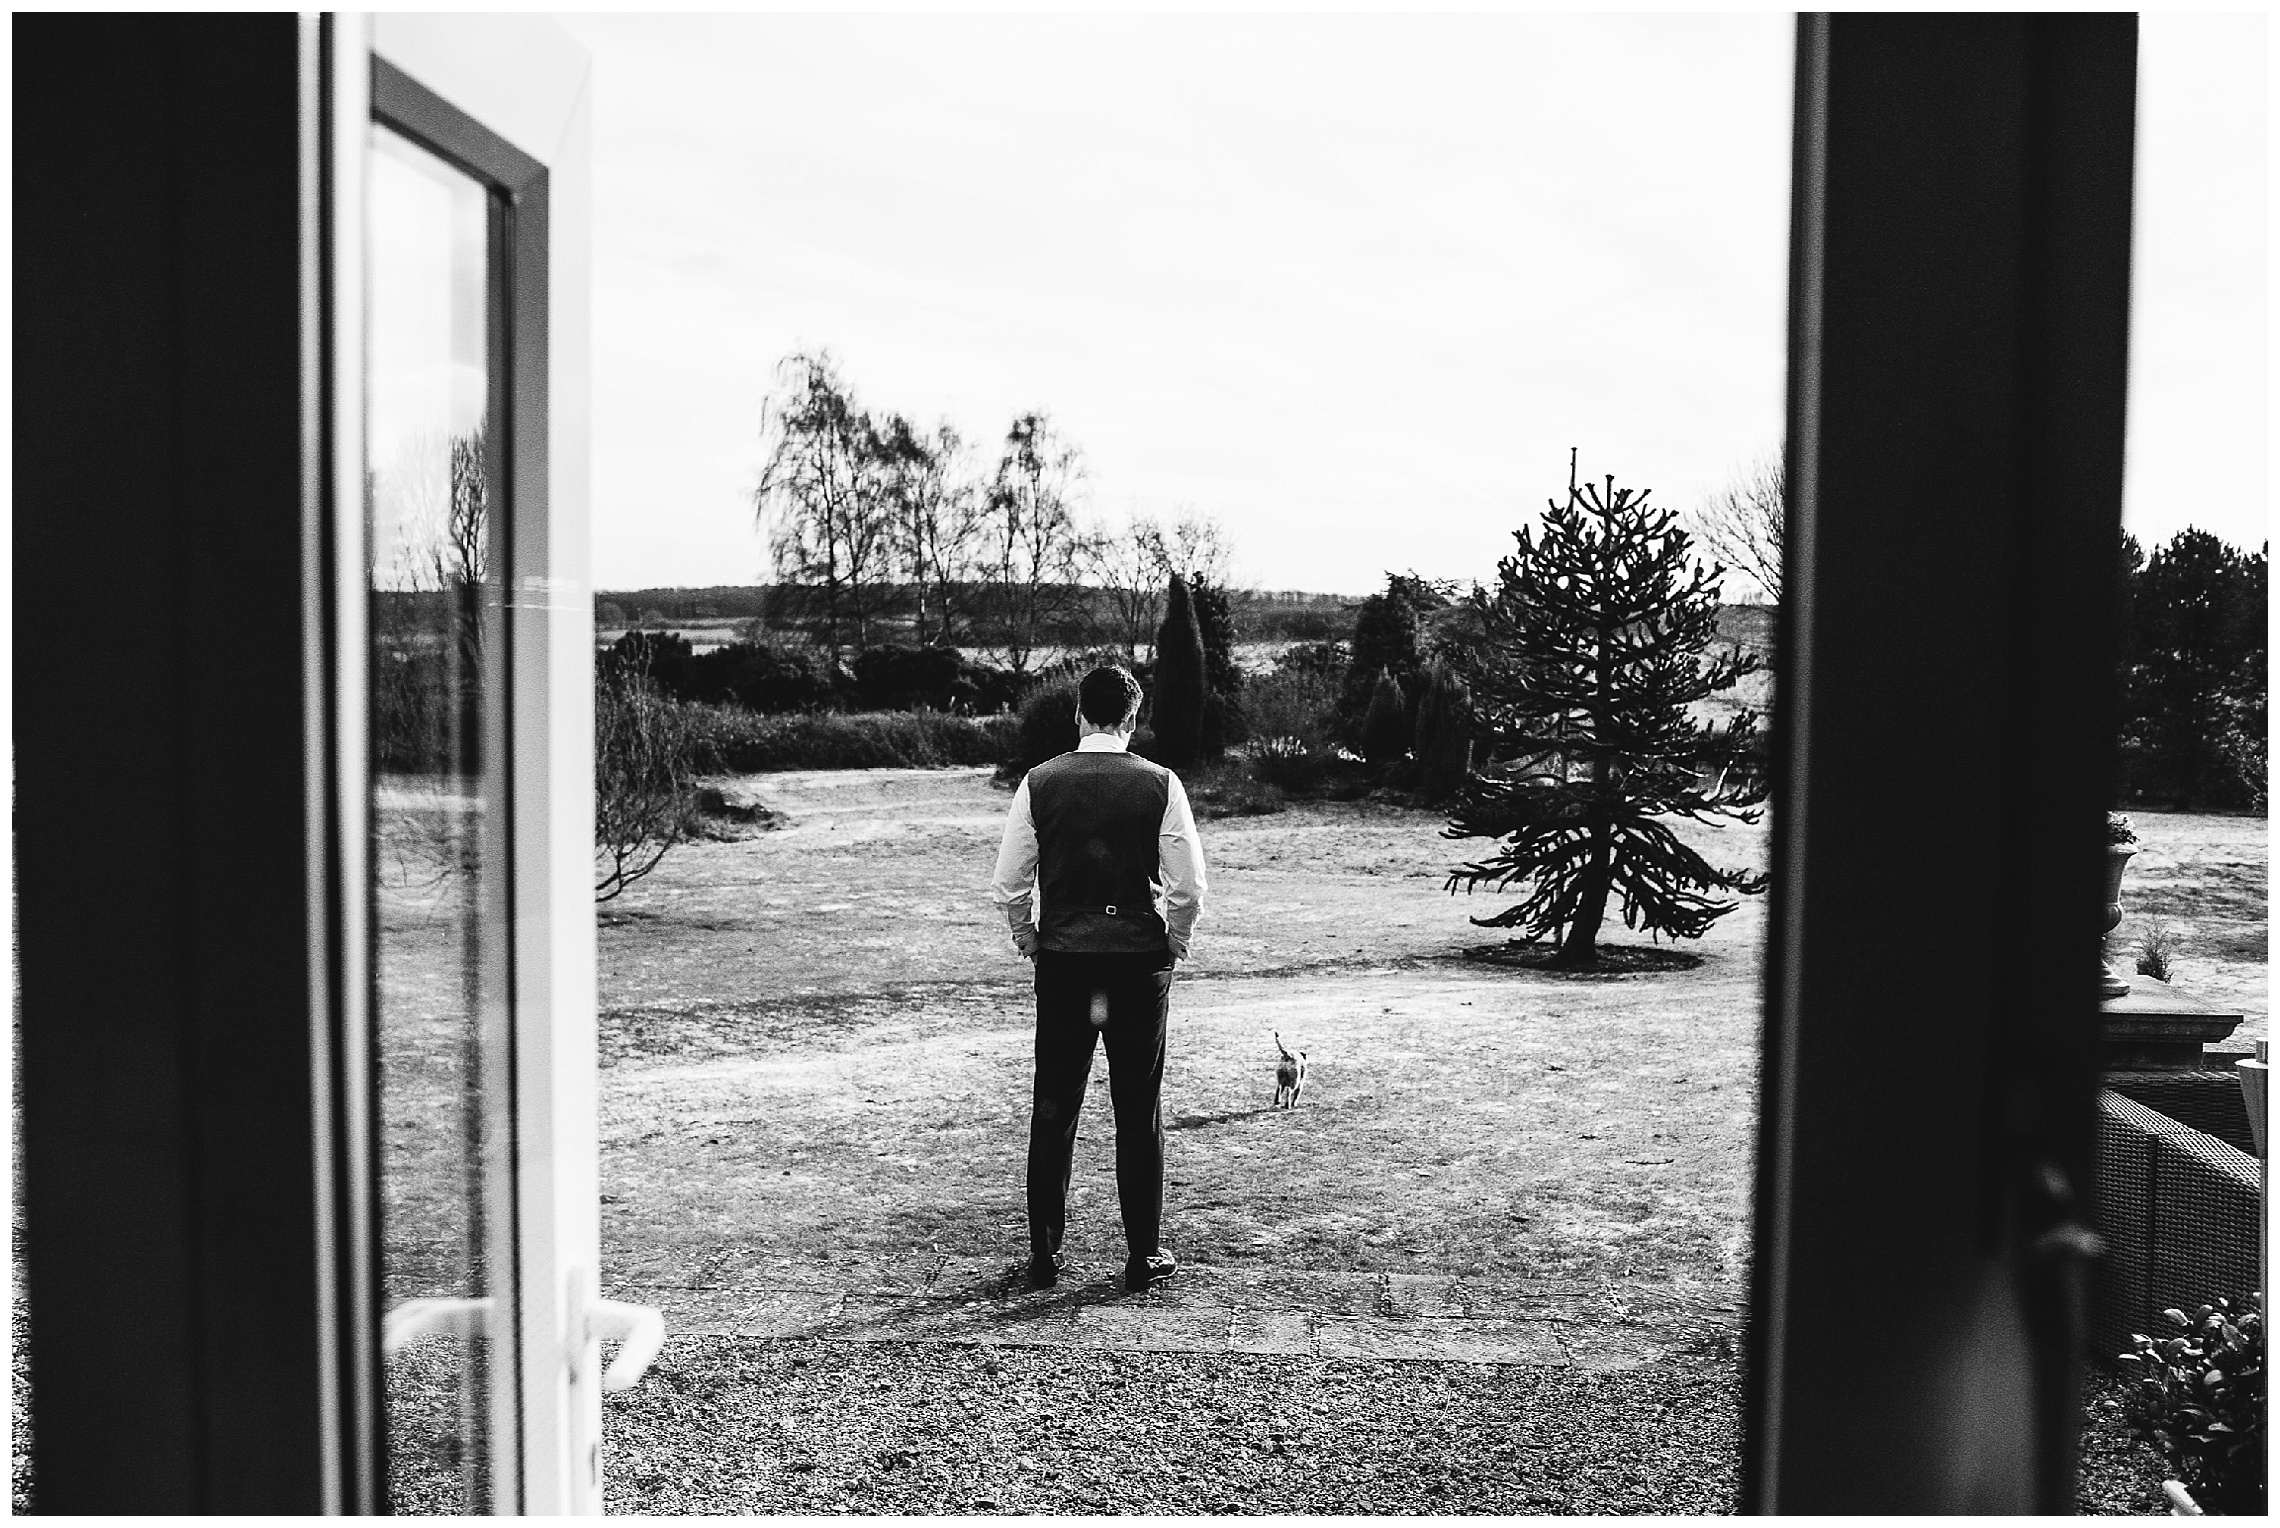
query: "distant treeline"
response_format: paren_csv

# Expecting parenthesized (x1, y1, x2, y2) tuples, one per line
(595, 583, 1358, 646)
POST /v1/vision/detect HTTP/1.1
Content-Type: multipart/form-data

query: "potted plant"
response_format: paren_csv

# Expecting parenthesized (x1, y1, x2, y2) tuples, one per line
(2103, 812, 2139, 998)
(2118, 1296, 2265, 1515)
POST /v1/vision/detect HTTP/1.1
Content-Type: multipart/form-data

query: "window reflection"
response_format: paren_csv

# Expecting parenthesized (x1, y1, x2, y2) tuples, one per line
(368, 123, 500, 1514)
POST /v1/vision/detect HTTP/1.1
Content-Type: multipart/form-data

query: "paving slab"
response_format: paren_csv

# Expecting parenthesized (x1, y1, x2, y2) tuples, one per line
(604, 1263, 1738, 1368)
(1227, 1308, 1316, 1358)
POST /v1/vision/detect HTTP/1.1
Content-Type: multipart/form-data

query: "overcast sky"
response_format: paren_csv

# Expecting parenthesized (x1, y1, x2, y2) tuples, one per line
(552, 11, 2267, 597)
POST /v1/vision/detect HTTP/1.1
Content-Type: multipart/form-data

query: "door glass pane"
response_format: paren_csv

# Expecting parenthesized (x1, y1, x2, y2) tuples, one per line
(367, 122, 505, 1515)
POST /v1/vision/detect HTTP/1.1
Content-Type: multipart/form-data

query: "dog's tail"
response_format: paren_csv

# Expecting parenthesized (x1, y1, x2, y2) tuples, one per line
(1275, 1029, 1296, 1063)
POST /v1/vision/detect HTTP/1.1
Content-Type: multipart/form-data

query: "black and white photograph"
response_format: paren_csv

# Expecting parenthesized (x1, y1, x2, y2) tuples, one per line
(11, 7, 2269, 1517)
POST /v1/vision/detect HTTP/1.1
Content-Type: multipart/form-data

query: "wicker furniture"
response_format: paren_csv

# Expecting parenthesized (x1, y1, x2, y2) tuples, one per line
(2092, 1088, 2262, 1361)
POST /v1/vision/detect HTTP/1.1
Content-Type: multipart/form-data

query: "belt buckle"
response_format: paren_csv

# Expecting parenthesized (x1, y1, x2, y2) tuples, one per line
(1104, 904, 1117, 916)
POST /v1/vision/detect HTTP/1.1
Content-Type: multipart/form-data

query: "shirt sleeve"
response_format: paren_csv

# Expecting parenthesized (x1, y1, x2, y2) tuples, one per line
(1158, 773, 1208, 961)
(989, 776, 1039, 931)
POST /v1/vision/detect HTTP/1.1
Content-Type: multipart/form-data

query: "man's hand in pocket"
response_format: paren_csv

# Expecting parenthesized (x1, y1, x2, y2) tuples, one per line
(1011, 925, 1040, 959)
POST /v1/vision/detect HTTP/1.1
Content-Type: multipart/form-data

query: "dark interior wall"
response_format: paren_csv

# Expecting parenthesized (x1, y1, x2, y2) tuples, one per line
(14, 14, 329, 1511)
(1748, 13, 2136, 1514)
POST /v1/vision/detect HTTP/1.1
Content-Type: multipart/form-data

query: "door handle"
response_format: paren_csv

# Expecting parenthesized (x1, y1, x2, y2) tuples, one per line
(382, 1295, 494, 1355)
(587, 1298, 665, 1392)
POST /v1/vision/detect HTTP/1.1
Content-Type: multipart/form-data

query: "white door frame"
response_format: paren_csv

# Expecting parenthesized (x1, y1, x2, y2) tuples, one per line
(348, 13, 607, 1513)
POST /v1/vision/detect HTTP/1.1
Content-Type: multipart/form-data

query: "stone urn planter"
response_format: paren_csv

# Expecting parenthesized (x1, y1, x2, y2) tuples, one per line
(2102, 815, 2139, 999)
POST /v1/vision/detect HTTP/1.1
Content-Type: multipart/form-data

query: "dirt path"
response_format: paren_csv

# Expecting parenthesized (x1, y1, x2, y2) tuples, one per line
(598, 769, 1770, 1364)
(594, 768, 2264, 1366)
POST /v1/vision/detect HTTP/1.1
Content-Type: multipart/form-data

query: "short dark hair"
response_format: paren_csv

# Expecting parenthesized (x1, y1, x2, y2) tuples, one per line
(1076, 665, 1144, 728)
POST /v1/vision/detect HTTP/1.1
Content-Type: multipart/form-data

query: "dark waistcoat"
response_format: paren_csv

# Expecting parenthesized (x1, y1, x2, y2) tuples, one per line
(1026, 749, 1172, 954)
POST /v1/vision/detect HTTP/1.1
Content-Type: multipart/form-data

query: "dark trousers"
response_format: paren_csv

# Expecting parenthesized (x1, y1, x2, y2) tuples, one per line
(1027, 949, 1173, 1261)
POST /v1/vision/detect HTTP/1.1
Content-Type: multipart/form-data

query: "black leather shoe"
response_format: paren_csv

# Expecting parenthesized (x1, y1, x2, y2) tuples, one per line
(1025, 1251, 1063, 1289)
(1123, 1249, 1177, 1292)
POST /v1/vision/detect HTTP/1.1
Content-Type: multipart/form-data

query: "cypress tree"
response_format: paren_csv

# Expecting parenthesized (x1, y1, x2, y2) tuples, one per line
(1152, 573, 1208, 769)
(1191, 574, 1245, 759)
(1360, 667, 1410, 765)
(1443, 452, 1768, 970)
(1414, 660, 1473, 800)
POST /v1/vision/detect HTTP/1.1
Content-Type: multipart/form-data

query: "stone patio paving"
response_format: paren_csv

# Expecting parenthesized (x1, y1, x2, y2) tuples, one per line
(608, 1260, 1742, 1371)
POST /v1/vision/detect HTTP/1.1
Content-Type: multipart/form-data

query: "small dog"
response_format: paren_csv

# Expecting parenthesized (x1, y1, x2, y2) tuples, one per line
(1273, 1031, 1308, 1109)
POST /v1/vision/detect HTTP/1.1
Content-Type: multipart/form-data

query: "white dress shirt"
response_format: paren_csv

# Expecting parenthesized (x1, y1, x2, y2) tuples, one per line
(989, 732, 1209, 961)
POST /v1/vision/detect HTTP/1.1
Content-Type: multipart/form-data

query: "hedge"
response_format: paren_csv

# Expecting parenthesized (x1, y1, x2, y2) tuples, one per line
(683, 705, 1020, 773)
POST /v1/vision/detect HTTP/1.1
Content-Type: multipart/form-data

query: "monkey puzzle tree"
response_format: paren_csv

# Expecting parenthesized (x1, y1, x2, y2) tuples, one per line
(1444, 453, 1768, 970)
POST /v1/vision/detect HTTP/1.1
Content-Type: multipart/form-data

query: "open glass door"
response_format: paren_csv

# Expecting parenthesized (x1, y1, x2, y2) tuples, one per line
(326, 16, 656, 1513)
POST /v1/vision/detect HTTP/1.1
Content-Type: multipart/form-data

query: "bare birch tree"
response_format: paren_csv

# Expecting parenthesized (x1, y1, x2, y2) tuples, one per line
(982, 411, 1087, 675)
(1693, 450, 1784, 605)
(878, 413, 982, 647)
(754, 352, 898, 655)
(1086, 507, 1169, 661)
(1154, 506, 1234, 588)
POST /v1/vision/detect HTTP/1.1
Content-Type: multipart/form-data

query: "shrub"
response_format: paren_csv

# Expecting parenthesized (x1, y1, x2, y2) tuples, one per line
(683, 641, 841, 714)
(995, 681, 1081, 783)
(1250, 737, 1327, 794)
(686, 706, 1018, 773)
(1277, 639, 1348, 676)
(595, 671, 699, 902)
(1360, 667, 1410, 764)
(2136, 921, 2178, 983)
(1243, 662, 1342, 795)
(2119, 1296, 2265, 1515)
(600, 629, 695, 695)
(849, 644, 1021, 714)
(1246, 664, 1340, 749)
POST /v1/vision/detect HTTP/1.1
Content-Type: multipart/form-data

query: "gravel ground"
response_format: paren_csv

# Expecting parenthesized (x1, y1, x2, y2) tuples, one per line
(595, 1336, 1740, 1516)
(382, 1335, 2180, 1516)
(2075, 1364, 2177, 1516)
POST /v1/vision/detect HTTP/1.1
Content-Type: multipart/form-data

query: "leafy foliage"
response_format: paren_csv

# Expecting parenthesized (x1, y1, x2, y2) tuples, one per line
(2119, 528, 2268, 811)
(2118, 1296, 2265, 1515)
(1443, 456, 1768, 970)
(2135, 921, 2178, 983)
(1152, 574, 1208, 770)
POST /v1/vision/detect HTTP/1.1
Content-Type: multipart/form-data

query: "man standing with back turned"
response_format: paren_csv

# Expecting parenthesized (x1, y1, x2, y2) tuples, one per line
(990, 665, 1208, 1293)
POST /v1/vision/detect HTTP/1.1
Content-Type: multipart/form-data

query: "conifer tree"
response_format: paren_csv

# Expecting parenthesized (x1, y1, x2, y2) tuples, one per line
(1361, 668, 1409, 765)
(1414, 660, 1473, 800)
(1152, 573, 1208, 769)
(1191, 574, 1245, 760)
(1444, 452, 1768, 970)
